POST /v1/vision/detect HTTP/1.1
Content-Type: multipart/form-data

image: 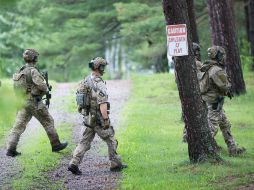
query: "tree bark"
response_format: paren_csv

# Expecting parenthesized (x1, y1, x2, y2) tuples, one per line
(246, 0, 254, 70)
(162, 0, 220, 163)
(186, 0, 199, 43)
(207, 0, 246, 95)
(244, 1, 250, 41)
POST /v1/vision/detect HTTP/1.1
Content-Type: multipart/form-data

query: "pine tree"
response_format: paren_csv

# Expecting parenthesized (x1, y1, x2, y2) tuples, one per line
(207, 0, 246, 95)
(162, 0, 220, 163)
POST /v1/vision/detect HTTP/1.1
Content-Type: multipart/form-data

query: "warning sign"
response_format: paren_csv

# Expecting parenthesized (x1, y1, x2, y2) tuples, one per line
(166, 24, 188, 56)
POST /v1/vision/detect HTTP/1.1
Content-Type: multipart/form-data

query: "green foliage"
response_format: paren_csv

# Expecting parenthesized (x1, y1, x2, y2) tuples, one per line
(0, 79, 23, 142)
(0, 0, 252, 81)
(118, 73, 254, 190)
(239, 39, 253, 71)
(115, 2, 168, 72)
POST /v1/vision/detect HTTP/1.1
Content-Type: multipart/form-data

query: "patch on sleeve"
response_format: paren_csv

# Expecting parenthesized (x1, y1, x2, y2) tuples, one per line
(217, 71, 227, 83)
(99, 91, 105, 97)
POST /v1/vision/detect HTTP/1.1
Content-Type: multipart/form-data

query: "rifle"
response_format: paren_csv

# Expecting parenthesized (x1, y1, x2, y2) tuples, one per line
(42, 71, 52, 108)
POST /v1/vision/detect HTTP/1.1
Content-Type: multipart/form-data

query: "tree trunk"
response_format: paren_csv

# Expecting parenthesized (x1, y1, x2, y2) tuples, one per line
(162, 0, 220, 163)
(186, 0, 199, 43)
(244, 1, 250, 41)
(246, 0, 254, 70)
(207, 0, 246, 95)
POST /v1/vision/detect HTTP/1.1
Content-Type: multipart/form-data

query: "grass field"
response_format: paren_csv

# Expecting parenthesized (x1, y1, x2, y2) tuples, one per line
(117, 72, 254, 190)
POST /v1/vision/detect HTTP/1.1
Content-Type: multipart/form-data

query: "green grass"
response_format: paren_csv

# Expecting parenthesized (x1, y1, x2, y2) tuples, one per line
(117, 72, 254, 190)
(0, 79, 23, 144)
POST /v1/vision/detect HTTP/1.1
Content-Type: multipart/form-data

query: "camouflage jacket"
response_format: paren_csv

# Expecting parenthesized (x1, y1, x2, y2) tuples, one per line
(200, 60, 231, 103)
(196, 58, 203, 81)
(78, 73, 108, 126)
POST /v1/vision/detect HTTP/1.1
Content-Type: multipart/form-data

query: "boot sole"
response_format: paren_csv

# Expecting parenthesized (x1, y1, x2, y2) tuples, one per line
(52, 144, 68, 152)
(68, 167, 82, 175)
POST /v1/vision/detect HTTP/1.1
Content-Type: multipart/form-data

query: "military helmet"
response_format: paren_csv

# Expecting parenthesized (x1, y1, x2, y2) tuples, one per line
(192, 42, 201, 60)
(23, 49, 39, 62)
(207, 46, 226, 59)
(89, 57, 108, 70)
(192, 42, 201, 52)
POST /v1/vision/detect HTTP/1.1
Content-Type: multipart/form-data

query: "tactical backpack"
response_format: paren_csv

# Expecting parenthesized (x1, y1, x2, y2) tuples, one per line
(199, 71, 209, 94)
(13, 66, 33, 95)
(76, 76, 97, 116)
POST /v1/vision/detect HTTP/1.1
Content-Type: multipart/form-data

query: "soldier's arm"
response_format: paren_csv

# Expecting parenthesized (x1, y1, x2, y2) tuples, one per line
(100, 103, 108, 119)
(211, 70, 231, 94)
(31, 68, 48, 92)
(96, 80, 109, 119)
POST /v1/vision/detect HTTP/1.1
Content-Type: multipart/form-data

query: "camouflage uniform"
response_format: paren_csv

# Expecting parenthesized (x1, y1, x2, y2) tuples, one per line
(201, 46, 245, 155)
(69, 74, 122, 169)
(6, 49, 67, 156)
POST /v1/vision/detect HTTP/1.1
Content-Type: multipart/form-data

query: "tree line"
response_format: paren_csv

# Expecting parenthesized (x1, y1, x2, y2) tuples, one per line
(0, 0, 253, 81)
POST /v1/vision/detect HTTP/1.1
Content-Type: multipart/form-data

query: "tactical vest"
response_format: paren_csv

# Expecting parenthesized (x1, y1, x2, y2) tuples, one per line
(76, 75, 101, 126)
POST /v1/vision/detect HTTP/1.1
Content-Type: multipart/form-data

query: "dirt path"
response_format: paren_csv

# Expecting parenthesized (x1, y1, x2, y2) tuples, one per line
(50, 80, 131, 190)
(0, 80, 131, 190)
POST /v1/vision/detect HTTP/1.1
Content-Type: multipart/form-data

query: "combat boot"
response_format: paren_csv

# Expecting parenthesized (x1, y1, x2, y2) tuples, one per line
(6, 150, 21, 157)
(229, 146, 246, 156)
(110, 163, 128, 172)
(52, 141, 68, 152)
(68, 164, 82, 175)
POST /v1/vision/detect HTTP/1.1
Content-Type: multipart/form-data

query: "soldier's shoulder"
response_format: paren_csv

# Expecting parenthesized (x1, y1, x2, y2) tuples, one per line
(93, 76, 104, 83)
(209, 65, 223, 75)
(195, 60, 203, 69)
(28, 66, 39, 74)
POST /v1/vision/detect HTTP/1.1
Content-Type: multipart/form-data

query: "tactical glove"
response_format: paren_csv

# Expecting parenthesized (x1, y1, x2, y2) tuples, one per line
(103, 118, 110, 130)
(227, 91, 234, 99)
(78, 106, 83, 113)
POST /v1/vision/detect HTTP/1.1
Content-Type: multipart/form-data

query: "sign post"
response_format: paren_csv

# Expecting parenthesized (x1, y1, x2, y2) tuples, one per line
(167, 24, 188, 57)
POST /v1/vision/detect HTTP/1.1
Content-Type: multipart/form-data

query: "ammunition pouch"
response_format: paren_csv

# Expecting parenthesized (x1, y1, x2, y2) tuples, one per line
(212, 96, 224, 111)
(32, 95, 42, 102)
(212, 103, 218, 110)
(76, 92, 85, 107)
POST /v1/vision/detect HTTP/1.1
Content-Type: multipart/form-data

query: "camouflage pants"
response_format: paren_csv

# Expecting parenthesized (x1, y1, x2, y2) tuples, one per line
(207, 103, 237, 149)
(7, 100, 61, 151)
(69, 125, 121, 168)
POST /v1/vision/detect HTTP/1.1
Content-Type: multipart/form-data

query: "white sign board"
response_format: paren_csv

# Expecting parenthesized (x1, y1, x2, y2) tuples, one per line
(167, 24, 188, 56)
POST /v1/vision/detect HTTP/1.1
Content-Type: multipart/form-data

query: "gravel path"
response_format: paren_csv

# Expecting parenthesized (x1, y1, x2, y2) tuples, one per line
(50, 80, 131, 190)
(0, 80, 131, 190)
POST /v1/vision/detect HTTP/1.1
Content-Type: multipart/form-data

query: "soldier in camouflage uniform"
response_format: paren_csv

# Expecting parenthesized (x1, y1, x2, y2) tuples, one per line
(6, 49, 68, 157)
(68, 57, 127, 175)
(200, 46, 245, 156)
(182, 42, 203, 142)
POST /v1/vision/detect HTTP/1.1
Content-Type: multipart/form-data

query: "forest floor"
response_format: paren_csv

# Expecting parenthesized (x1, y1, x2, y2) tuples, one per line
(0, 80, 131, 190)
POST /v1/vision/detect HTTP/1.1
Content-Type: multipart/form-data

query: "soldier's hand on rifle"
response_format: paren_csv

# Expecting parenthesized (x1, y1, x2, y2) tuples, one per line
(78, 106, 83, 113)
(227, 89, 234, 99)
(103, 118, 110, 130)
